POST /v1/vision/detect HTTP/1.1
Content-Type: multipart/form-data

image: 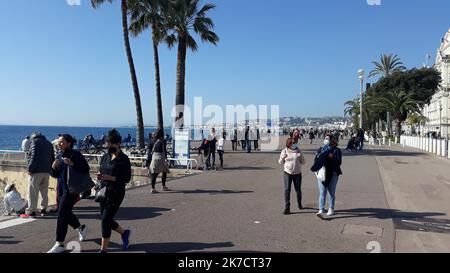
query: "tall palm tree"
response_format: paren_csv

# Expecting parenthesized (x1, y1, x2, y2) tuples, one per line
(129, 0, 167, 130)
(344, 98, 361, 129)
(374, 90, 420, 137)
(368, 54, 406, 78)
(165, 0, 219, 127)
(91, 0, 145, 148)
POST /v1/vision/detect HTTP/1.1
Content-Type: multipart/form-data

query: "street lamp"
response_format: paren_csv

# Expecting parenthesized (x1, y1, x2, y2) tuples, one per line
(358, 69, 365, 130)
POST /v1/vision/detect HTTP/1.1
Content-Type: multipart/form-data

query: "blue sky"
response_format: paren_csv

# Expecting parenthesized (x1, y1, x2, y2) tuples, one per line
(0, 0, 449, 126)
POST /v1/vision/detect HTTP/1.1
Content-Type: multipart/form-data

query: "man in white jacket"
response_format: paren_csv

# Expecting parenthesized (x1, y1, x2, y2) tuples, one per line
(3, 184, 28, 216)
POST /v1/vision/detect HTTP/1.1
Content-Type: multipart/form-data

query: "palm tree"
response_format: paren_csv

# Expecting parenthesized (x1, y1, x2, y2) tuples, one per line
(368, 54, 406, 78)
(165, 0, 219, 127)
(374, 90, 420, 137)
(129, 0, 167, 130)
(91, 0, 145, 148)
(344, 98, 361, 129)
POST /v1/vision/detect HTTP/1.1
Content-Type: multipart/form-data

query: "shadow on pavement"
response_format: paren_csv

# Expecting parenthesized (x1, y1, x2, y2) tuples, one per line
(172, 189, 254, 195)
(331, 208, 445, 221)
(82, 241, 234, 253)
(225, 166, 274, 171)
(41, 207, 172, 221)
(342, 149, 425, 157)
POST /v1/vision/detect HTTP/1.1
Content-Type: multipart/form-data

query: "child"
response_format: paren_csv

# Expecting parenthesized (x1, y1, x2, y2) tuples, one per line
(3, 184, 28, 216)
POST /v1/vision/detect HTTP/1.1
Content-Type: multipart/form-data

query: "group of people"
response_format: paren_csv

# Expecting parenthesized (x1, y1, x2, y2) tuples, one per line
(5, 130, 133, 253)
(229, 126, 260, 153)
(198, 128, 225, 170)
(345, 128, 365, 151)
(279, 130, 342, 216)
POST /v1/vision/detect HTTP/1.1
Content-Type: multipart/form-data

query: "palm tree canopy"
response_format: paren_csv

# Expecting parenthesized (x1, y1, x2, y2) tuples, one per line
(374, 89, 419, 121)
(128, 0, 168, 42)
(165, 0, 219, 52)
(91, 0, 114, 8)
(369, 54, 406, 78)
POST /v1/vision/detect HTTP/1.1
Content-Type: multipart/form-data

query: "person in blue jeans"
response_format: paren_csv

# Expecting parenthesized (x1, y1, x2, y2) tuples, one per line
(312, 134, 342, 217)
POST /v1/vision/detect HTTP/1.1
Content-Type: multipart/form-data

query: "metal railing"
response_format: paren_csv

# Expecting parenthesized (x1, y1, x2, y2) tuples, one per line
(0, 150, 26, 161)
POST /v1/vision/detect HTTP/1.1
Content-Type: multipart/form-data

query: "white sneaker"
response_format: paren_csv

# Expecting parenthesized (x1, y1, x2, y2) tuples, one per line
(327, 209, 335, 216)
(78, 225, 87, 242)
(47, 243, 65, 253)
(316, 210, 324, 215)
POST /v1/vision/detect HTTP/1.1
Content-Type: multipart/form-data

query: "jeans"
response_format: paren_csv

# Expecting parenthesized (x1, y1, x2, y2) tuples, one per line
(317, 174, 339, 210)
(207, 149, 216, 168)
(246, 140, 251, 153)
(359, 140, 364, 150)
(284, 172, 302, 210)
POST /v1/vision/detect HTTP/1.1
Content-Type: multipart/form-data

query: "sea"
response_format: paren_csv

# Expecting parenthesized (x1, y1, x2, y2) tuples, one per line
(0, 125, 177, 151)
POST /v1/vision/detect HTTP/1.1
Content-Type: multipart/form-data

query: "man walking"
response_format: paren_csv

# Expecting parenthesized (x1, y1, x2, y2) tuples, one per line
(25, 132, 54, 217)
(358, 128, 365, 150)
(245, 126, 252, 153)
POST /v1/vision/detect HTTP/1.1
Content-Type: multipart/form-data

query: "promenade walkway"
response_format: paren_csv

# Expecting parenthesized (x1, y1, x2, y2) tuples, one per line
(0, 138, 447, 253)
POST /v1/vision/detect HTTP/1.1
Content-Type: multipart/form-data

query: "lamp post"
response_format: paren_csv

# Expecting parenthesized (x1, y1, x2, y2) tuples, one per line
(439, 100, 443, 139)
(358, 69, 365, 130)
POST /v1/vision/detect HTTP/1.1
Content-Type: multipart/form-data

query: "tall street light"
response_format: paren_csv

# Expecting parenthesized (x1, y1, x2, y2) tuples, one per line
(358, 69, 365, 130)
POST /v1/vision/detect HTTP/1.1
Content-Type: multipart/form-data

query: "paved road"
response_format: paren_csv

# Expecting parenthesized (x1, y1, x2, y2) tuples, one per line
(0, 138, 398, 253)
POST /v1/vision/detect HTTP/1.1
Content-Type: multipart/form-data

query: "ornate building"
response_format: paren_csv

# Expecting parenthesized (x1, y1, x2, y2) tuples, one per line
(421, 28, 450, 138)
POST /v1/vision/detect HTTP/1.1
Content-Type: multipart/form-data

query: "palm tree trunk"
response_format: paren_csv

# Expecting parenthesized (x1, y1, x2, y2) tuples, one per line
(121, 0, 144, 149)
(396, 120, 402, 138)
(175, 35, 187, 128)
(152, 26, 164, 130)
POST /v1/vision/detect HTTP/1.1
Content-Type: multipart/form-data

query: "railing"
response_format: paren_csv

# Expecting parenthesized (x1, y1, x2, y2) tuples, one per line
(0, 150, 26, 161)
(399, 135, 450, 158)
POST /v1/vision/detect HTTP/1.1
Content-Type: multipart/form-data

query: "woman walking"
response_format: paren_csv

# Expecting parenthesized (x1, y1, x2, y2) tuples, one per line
(97, 129, 132, 253)
(148, 128, 170, 193)
(312, 134, 342, 217)
(47, 134, 89, 253)
(278, 138, 305, 215)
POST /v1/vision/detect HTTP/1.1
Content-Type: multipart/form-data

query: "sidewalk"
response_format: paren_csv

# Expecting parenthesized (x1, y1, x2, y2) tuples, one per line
(371, 144, 450, 252)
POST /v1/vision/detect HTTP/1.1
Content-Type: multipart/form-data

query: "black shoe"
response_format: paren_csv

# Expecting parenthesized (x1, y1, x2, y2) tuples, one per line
(298, 205, 303, 210)
(98, 250, 107, 254)
(40, 210, 47, 216)
(283, 209, 290, 215)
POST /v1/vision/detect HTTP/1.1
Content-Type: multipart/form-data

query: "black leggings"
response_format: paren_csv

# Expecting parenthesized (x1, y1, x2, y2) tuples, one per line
(100, 194, 124, 238)
(217, 150, 224, 167)
(151, 172, 167, 189)
(56, 193, 81, 242)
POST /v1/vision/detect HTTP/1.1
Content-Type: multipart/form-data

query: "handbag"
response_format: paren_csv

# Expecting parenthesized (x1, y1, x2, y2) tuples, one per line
(315, 166, 326, 182)
(94, 185, 107, 203)
(67, 166, 95, 195)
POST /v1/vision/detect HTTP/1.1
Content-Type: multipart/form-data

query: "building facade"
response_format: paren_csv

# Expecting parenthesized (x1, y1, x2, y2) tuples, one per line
(421, 28, 450, 138)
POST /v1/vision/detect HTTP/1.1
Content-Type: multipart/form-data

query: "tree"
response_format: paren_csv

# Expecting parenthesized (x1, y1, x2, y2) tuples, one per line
(129, 0, 168, 130)
(91, 0, 145, 148)
(373, 89, 420, 137)
(368, 54, 406, 78)
(165, 0, 219, 127)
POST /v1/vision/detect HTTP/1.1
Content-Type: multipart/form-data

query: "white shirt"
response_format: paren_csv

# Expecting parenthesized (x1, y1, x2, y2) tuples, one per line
(4, 191, 28, 214)
(21, 138, 31, 152)
(217, 138, 224, 151)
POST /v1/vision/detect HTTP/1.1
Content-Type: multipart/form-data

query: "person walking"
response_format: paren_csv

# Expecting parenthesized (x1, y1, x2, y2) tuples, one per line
(96, 129, 132, 253)
(217, 135, 225, 169)
(148, 128, 170, 193)
(47, 134, 89, 253)
(198, 139, 210, 170)
(24, 132, 54, 217)
(358, 128, 365, 150)
(309, 129, 315, 145)
(279, 138, 305, 215)
(208, 128, 217, 170)
(311, 134, 342, 217)
(254, 128, 260, 151)
(231, 128, 238, 151)
(245, 126, 252, 153)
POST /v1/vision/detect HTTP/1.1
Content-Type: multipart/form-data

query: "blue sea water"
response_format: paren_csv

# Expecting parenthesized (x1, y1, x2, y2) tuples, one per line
(0, 125, 175, 151)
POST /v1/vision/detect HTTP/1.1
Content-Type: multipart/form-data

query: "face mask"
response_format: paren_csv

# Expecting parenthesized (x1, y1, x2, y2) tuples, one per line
(108, 147, 118, 154)
(291, 144, 299, 150)
(324, 139, 330, 146)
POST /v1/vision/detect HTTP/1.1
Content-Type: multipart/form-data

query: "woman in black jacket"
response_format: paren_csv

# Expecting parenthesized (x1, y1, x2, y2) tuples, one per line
(148, 128, 170, 193)
(47, 134, 89, 253)
(314, 134, 342, 217)
(96, 129, 132, 253)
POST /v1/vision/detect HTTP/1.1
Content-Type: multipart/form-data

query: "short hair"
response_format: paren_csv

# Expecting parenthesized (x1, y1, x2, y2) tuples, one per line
(286, 137, 294, 148)
(107, 129, 122, 144)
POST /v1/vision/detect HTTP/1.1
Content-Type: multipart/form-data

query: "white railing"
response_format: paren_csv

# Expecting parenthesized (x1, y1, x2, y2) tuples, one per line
(399, 136, 449, 158)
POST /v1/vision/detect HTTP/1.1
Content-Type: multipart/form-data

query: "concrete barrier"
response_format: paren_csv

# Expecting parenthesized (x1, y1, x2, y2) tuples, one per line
(437, 139, 442, 156)
(442, 140, 447, 157)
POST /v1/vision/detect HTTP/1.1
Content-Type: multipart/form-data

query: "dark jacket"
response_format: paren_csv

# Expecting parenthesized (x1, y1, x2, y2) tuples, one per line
(27, 135, 54, 174)
(51, 149, 90, 194)
(311, 146, 342, 186)
(99, 151, 131, 204)
(146, 138, 167, 167)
